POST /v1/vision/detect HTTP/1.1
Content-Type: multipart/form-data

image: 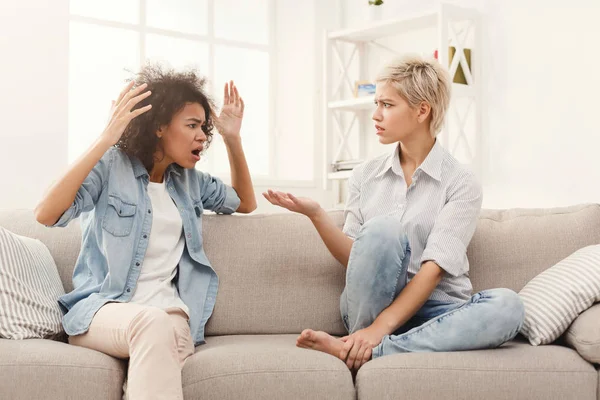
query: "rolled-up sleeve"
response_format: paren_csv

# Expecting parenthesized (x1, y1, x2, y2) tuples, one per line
(342, 167, 363, 239)
(197, 171, 240, 214)
(420, 171, 483, 277)
(51, 149, 113, 228)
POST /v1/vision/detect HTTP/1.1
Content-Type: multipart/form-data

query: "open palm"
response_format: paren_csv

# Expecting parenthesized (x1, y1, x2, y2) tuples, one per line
(215, 80, 244, 139)
(263, 190, 321, 218)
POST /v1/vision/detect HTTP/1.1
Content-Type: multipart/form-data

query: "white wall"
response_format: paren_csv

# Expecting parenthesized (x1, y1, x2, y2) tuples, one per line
(480, 0, 600, 208)
(341, 0, 600, 209)
(0, 0, 69, 210)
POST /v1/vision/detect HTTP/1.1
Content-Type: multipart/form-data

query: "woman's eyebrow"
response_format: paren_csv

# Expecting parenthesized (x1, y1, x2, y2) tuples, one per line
(185, 117, 205, 124)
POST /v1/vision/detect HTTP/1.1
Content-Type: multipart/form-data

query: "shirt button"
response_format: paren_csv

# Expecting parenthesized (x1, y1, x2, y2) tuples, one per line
(148, 210, 152, 214)
(187, 233, 191, 239)
(136, 262, 140, 266)
(126, 288, 131, 293)
(143, 234, 147, 239)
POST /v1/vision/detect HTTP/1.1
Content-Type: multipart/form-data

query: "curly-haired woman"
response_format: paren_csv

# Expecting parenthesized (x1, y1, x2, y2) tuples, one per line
(34, 65, 256, 399)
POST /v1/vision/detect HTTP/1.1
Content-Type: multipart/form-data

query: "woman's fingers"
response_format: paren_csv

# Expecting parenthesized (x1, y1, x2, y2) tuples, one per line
(346, 340, 361, 369)
(262, 191, 277, 205)
(233, 84, 240, 107)
(129, 104, 152, 119)
(362, 347, 372, 366)
(354, 344, 368, 369)
(117, 83, 148, 112)
(115, 81, 135, 107)
(123, 90, 152, 113)
(223, 82, 230, 105)
(264, 190, 286, 208)
(339, 337, 354, 362)
(240, 96, 245, 113)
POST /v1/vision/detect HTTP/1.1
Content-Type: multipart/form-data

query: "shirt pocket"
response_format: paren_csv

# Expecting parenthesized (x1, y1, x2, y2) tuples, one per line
(102, 195, 137, 237)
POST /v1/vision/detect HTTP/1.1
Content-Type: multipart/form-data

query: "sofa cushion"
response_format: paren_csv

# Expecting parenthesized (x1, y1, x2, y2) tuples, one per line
(184, 334, 354, 400)
(355, 339, 598, 400)
(468, 204, 600, 294)
(202, 212, 348, 336)
(0, 226, 65, 340)
(0, 338, 125, 400)
(565, 303, 600, 364)
(518, 245, 600, 345)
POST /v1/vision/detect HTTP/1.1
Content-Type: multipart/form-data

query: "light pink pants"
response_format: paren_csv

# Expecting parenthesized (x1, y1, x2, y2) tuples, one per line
(69, 303, 195, 400)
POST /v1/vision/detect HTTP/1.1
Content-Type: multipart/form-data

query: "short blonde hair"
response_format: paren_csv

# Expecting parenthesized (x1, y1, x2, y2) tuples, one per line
(376, 55, 451, 137)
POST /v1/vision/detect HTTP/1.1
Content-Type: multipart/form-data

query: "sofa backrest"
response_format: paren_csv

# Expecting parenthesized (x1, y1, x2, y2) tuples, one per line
(1, 204, 599, 337)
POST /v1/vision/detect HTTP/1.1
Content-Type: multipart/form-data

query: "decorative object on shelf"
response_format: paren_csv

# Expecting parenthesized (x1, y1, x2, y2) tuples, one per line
(354, 80, 376, 97)
(332, 159, 364, 172)
(434, 47, 472, 85)
(368, 0, 384, 22)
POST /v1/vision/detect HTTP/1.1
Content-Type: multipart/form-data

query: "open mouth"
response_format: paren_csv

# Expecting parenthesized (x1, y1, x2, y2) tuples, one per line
(191, 149, 201, 156)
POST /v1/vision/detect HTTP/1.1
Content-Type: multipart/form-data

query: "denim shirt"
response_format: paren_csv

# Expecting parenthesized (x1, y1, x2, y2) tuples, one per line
(50, 147, 240, 346)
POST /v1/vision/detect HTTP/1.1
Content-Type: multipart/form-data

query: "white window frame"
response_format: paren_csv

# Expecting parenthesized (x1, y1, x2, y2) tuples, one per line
(68, 0, 316, 187)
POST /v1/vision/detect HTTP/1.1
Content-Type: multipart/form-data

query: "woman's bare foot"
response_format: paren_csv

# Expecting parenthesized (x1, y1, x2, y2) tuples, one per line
(296, 329, 345, 360)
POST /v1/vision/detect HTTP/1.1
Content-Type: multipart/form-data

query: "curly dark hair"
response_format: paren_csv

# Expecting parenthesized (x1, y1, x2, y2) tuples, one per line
(115, 63, 216, 173)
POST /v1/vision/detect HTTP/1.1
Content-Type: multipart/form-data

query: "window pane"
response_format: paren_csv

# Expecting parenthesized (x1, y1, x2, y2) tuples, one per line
(214, 0, 268, 45)
(146, 34, 209, 74)
(70, 0, 139, 24)
(69, 22, 139, 163)
(206, 46, 270, 176)
(146, 0, 208, 36)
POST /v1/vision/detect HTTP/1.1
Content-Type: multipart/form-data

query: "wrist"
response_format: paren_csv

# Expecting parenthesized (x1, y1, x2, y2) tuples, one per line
(96, 134, 117, 150)
(372, 314, 395, 336)
(222, 135, 242, 146)
(308, 206, 326, 221)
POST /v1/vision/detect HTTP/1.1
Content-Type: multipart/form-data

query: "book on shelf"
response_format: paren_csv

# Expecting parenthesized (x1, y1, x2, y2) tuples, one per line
(332, 159, 363, 171)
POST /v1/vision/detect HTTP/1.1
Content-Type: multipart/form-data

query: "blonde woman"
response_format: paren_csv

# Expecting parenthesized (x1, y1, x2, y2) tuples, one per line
(264, 55, 524, 370)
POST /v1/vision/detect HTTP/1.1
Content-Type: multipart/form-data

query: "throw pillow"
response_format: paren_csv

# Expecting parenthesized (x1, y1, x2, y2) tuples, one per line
(565, 303, 600, 363)
(519, 244, 600, 346)
(0, 226, 65, 339)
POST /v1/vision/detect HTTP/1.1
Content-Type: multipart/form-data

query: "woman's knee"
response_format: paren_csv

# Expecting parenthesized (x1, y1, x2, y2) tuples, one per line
(485, 288, 525, 331)
(357, 215, 407, 250)
(128, 307, 177, 347)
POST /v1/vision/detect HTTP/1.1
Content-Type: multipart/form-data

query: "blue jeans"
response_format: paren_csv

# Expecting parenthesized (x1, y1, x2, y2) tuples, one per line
(340, 215, 525, 359)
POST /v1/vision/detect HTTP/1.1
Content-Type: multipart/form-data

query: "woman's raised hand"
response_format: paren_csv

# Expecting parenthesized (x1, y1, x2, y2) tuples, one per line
(262, 190, 322, 219)
(102, 81, 153, 146)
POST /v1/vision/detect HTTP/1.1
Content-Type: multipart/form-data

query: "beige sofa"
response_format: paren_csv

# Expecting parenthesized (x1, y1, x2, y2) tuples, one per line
(0, 204, 599, 400)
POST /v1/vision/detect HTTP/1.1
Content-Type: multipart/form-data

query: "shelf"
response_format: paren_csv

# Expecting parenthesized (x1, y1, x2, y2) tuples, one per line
(328, 170, 353, 180)
(328, 96, 375, 111)
(328, 9, 438, 43)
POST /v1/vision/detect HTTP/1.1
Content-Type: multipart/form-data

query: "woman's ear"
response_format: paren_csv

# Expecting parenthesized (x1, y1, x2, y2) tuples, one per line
(417, 102, 431, 123)
(156, 126, 164, 139)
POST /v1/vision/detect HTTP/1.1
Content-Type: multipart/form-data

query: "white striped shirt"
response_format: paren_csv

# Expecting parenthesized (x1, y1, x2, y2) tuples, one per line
(342, 139, 483, 302)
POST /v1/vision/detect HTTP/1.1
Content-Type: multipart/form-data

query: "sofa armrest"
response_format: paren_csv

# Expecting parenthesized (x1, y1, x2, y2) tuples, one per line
(565, 303, 600, 364)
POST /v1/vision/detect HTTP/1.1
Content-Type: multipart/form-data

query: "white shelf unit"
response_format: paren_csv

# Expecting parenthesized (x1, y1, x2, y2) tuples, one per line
(323, 3, 482, 197)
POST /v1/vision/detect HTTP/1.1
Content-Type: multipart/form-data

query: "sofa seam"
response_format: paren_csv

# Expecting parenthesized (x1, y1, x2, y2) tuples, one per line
(184, 368, 351, 386)
(567, 331, 600, 346)
(0, 363, 123, 372)
(477, 204, 599, 222)
(359, 366, 597, 374)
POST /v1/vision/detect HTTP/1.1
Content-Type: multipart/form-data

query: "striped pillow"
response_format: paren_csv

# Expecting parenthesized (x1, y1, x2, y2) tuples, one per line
(519, 244, 600, 346)
(0, 226, 65, 340)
